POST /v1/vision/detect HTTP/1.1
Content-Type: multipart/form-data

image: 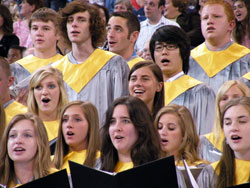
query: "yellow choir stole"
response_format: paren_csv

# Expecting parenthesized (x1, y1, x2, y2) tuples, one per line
(164, 75, 202, 105)
(52, 49, 116, 93)
(204, 132, 224, 152)
(127, 57, 144, 69)
(17, 54, 63, 74)
(191, 43, 250, 77)
(212, 159, 250, 185)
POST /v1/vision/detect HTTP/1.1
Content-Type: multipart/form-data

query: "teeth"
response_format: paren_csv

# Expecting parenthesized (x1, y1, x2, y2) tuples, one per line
(232, 136, 240, 140)
(134, 89, 144, 94)
(115, 136, 123, 139)
(14, 148, 24, 151)
(67, 131, 74, 136)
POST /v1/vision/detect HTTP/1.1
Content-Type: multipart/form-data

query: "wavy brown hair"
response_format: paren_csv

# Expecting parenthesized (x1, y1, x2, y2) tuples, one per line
(53, 101, 100, 169)
(101, 96, 161, 172)
(59, 1, 106, 48)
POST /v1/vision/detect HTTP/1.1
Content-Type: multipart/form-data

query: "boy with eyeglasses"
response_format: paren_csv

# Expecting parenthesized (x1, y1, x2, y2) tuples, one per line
(150, 25, 215, 135)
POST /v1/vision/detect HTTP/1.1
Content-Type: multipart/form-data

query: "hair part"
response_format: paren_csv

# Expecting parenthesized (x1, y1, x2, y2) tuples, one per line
(53, 101, 100, 169)
(128, 61, 164, 118)
(100, 96, 161, 172)
(59, 1, 106, 48)
(27, 66, 68, 119)
(154, 104, 202, 163)
(0, 113, 51, 186)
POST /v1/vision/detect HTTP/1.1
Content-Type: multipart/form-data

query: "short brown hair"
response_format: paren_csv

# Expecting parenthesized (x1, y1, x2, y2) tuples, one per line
(29, 7, 61, 33)
(24, 0, 45, 12)
(59, 1, 106, 48)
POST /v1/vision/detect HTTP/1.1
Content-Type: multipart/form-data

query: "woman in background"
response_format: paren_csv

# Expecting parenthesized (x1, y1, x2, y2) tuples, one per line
(0, 5, 19, 57)
(233, 0, 250, 48)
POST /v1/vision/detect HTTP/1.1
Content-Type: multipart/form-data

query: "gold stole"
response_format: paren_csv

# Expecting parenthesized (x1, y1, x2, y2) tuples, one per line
(17, 54, 63, 74)
(242, 72, 250, 80)
(62, 150, 100, 173)
(52, 49, 115, 93)
(127, 57, 144, 69)
(191, 43, 250, 77)
(164, 75, 202, 106)
(5, 101, 27, 127)
(43, 120, 59, 142)
(114, 161, 134, 173)
(204, 132, 224, 152)
(212, 159, 250, 185)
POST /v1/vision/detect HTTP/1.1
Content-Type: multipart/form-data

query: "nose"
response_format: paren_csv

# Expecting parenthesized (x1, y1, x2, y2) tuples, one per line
(231, 122, 239, 132)
(41, 87, 48, 95)
(114, 121, 123, 132)
(71, 19, 78, 28)
(162, 47, 169, 55)
(159, 125, 168, 136)
(15, 135, 23, 144)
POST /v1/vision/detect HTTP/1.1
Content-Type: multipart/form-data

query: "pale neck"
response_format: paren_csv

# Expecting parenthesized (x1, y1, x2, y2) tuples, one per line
(118, 151, 132, 163)
(205, 37, 232, 51)
(148, 15, 162, 25)
(71, 42, 95, 63)
(14, 161, 34, 184)
(34, 48, 57, 59)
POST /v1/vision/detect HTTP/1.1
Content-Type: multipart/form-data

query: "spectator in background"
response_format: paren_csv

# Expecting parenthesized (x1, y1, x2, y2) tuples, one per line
(233, 0, 250, 49)
(135, 0, 179, 52)
(0, 5, 19, 58)
(7, 45, 26, 64)
(114, 0, 133, 12)
(164, 0, 204, 48)
(13, 0, 44, 48)
(45, 0, 67, 11)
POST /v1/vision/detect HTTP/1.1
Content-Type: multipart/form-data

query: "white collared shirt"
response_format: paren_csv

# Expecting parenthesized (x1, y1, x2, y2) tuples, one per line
(165, 71, 184, 82)
(135, 16, 179, 52)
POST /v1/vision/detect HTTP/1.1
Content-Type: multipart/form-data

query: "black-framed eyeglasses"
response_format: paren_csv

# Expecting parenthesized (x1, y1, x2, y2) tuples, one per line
(154, 43, 178, 52)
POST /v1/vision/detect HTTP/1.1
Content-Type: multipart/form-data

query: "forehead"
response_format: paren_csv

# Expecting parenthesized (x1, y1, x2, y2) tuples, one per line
(31, 20, 56, 27)
(10, 119, 34, 131)
(146, 0, 160, 5)
(224, 105, 250, 118)
(201, 4, 225, 15)
(108, 16, 128, 27)
(131, 66, 154, 76)
(69, 11, 90, 19)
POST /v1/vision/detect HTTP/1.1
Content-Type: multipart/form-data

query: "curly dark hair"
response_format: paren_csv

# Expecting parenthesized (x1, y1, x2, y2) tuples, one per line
(100, 96, 161, 172)
(59, 1, 106, 48)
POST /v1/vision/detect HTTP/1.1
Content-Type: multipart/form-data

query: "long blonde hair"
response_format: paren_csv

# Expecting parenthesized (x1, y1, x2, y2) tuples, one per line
(0, 113, 51, 187)
(154, 104, 201, 164)
(53, 101, 100, 169)
(213, 80, 250, 144)
(27, 66, 68, 119)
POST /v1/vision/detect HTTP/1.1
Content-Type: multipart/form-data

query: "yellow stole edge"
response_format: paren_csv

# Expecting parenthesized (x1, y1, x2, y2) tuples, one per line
(164, 75, 202, 106)
(204, 132, 224, 152)
(52, 49, 116, 93)
(191, 43, 250, 77)
(5, 101, 27, 127)
(127, 57, 144, 69)
(243, 72, 250, 80)
(17, 54, 63, 74)
(43, 120, 59, 142)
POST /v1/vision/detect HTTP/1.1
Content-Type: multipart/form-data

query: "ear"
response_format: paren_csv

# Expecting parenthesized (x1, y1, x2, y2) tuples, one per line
(156, 81, 163, 92)
(129, 31, 140, 44)
(228, 19, 236, 32)
(30, 4, 36, 13)
(159, 5, 165, 12)
(8, 76, 14, 87)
